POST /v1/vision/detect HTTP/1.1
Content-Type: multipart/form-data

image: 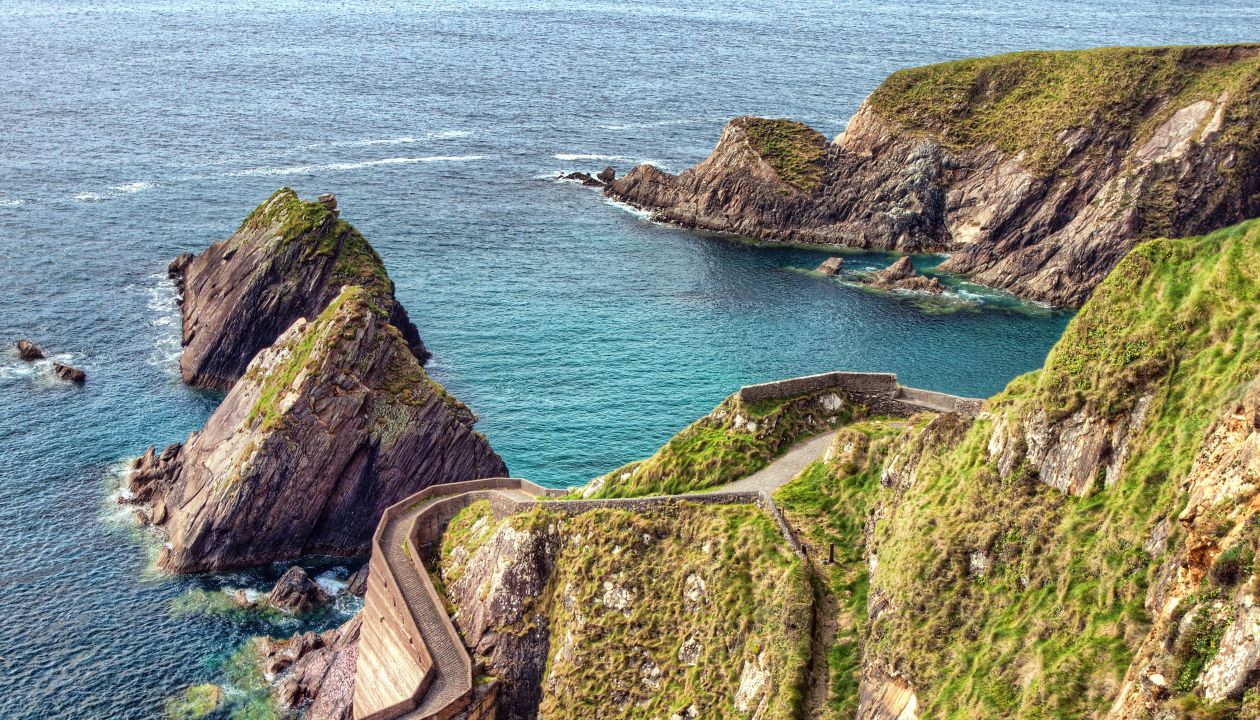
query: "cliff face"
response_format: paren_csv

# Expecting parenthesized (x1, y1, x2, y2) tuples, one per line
(607, 44, 1260, 306)
(130, 285, 506, 573)
(174, 188, 428, 390)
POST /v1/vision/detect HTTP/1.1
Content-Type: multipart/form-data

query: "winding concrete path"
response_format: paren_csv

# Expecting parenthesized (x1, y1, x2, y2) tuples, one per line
(712, 432, 833, 494)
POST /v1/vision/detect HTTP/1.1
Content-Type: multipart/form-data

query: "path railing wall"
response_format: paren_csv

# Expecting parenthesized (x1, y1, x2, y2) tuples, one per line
(738, 371, 983, 418)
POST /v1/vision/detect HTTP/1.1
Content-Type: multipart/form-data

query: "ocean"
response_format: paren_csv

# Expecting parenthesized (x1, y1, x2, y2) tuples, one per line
(1, 1, 1255, 717)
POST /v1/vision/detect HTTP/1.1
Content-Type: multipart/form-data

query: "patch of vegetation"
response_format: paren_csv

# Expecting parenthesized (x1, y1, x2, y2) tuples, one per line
(164, 683, 223, 720)
(869, 44, 1260, 174)
(442, 503, 810, 720)
(1172, 607, 1232, 692)
(738, 117, 828, 192)
(861, 218, 1260, 717)
(1209, 540, 1255, 587)
(774, 420, 905, 718)
(439, 500, 497, 586)
(586, 387, 858, 498)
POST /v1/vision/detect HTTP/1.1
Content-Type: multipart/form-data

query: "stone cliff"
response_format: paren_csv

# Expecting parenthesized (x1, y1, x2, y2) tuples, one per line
(172, 188, 428, 390)
(130, 285, 506, 573)
(607, 44, 1260, 306)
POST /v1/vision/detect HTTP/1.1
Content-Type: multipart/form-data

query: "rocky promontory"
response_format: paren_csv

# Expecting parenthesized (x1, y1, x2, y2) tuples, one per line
(129, 284, 507, 572)
(172, 188, 429, 390)
(606, 44, 1260, 306)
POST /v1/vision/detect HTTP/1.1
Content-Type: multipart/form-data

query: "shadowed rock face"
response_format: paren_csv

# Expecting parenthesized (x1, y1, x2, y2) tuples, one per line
(173, 187, 429, 391)
(607, 45, 1260, 306)
(129, 286, 507, 573)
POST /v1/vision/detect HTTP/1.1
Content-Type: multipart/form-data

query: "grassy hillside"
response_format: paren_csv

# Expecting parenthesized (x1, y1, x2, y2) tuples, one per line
(583, 386, 858, 498)
(869, 44, 1260, 173)
(736, 117, 829, 192)
(439, 502, 812, 720)
(864, 219, 1260, 718)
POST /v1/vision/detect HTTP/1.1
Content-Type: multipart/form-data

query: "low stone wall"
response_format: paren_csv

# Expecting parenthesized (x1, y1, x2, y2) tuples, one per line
(737, 371, 984, 419)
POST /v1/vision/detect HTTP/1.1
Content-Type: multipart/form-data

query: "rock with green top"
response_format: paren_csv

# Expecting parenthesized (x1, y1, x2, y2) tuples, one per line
(607, 44, 1260, 306)
(128, 284, 506, 573)
(173, 187, 429, 391)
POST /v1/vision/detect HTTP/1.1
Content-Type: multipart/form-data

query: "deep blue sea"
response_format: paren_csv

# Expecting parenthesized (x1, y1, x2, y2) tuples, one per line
(2, 1, 1256, 717)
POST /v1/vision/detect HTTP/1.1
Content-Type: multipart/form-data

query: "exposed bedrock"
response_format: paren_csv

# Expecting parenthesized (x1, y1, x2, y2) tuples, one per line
(171, 187, 429, 391)
(606, 44, 1260, 306)
(128, 285, 507, 573)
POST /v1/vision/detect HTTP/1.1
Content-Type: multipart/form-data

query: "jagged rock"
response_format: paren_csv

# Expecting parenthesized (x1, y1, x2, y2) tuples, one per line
(167, 252, 194, 296)
(606, 45, 1260, 306)
(260, 614, 361, 720)
(866, 257, 944, 294)
(267, 566, 331, 615)
(16, 339, 43, 361)
(127, 285, 507, 573)
(597, 166, 616, 184)
(560, 171, 604, 187)
(344, 564, 368, 597)
(816, 256, 845, 275)
(53, 363, 85, 384)
(174, 188, 429, 391)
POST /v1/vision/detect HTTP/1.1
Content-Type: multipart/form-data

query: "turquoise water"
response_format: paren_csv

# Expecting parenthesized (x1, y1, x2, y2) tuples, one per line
(2, 1, 1257, 717)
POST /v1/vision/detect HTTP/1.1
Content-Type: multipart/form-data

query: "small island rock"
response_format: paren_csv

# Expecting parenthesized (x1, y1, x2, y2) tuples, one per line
(16, 340, 44, 361)
(868, 256, 944, 294)
(816, 256, 845, 275)
(53, 363, 86, 383)
(268, 566, 331, 615)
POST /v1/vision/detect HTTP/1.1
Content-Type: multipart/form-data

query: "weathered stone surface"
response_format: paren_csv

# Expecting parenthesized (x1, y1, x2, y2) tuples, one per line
(816, 256, 845, 275)
(127, 285, 507, 573)
(16, 339, 43, 361)
(173, 188, 428, 391)
(261, 613, 361, 720)
(52, 363, 85, 384)
(345, 564, 368, 597)
(596, 166, 616, 184)
(606, 46, 1260, 306)
(267, 566, 331, 615)
(865, 257, 944, 294)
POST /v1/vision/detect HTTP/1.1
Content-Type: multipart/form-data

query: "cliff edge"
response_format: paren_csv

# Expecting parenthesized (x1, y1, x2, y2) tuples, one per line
(607, 44, 1260, 306)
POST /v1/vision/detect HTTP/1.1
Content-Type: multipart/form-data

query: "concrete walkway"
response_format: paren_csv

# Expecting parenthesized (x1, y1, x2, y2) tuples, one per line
(711, 432, 833, 494)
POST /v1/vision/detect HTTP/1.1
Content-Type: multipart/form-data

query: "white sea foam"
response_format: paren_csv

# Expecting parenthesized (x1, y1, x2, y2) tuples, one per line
(321, 130, 471, 148)
(599, 118, 696, 131)
(110, 181, 154, 194)
(229, 154, 488, 177)
(602, 196, 653, 220)
(0, 198, 24, 207)
(315, 570, 349, 596)
(553, 153, 629, 161)
(144, 272, 182, 372)
(72, 192, 104, 202)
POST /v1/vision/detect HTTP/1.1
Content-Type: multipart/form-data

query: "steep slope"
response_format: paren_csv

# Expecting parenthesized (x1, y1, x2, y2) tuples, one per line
(854, 219, 1260, 718)
(128, 286, 506, 573)
(607, 44, 1260, 306)
(173, 188, 428, 390)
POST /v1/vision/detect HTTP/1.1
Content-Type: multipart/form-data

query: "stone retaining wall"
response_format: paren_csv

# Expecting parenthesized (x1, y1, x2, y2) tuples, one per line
(737, 371, 983, 419)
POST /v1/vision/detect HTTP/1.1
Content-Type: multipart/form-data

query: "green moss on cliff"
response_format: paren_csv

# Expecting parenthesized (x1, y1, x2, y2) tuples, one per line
(586, 387, 857, 498)
(442, 503, 811, 720)
(869, 44, 1260, 173)
(738, 117, 828, 192)
(863, 219, 1260, 717)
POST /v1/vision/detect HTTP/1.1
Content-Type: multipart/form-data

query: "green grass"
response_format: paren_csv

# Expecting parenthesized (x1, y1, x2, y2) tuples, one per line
(859, 218, 1260, 718)
(586, 387, 857, 498)
(738, 117, 828, 192)
(441, 503, 811, 720)
(868, 44, 1260, 174)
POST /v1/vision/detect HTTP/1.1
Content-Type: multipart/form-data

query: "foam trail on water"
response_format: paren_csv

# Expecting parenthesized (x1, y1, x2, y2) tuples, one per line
(110, 181, 154, 194)
(229, 155, 488, 176)
(0, 198, 24, 206)
(144, 272, 182, 373)
(602, 196, 653, 220)
(553, 153, 628, 161)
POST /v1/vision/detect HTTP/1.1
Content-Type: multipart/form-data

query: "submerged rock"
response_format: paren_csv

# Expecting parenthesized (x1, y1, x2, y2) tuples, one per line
(53, 363, 86, 383)
(128, 285, 507, 573)
(16, 339, 43, 361)
(173, 188, 429, 391)
(606, 45, 1260, 306)
(267, 566, 331, 615)
(816, 256, 845, 275)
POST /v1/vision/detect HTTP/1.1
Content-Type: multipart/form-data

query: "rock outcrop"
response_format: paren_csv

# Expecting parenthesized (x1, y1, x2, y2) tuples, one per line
(53, 363, 85, 384)
(128, 285, 507, 573)
(816, 256, 845, 275)
(171, 188, 429, 390)
(606, 45, 1260, 306)
(259, 614, 361, 720)
(267, 566, 331, 615)
(16, 339, 43, 361)
(865, 256, 944, 294)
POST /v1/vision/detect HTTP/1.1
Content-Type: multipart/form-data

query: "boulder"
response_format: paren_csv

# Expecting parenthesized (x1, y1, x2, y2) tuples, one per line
(597, 166, 616, 184)
(867, 257, 944, 294)
(16, 339, 44, 361)
(175, 188, 428, 391)
(268, 566, 331, 615)
(816, 256, 845, 275)
(560, 171, 603, 187)
(53, 363, 86, 384)
(345, 565, 368, 597)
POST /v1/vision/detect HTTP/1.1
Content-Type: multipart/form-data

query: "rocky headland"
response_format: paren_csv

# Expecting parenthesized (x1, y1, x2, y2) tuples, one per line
(172, 188, 429, 391)
(605, 44, 1260, 306)
(128, 191, 506, 573)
